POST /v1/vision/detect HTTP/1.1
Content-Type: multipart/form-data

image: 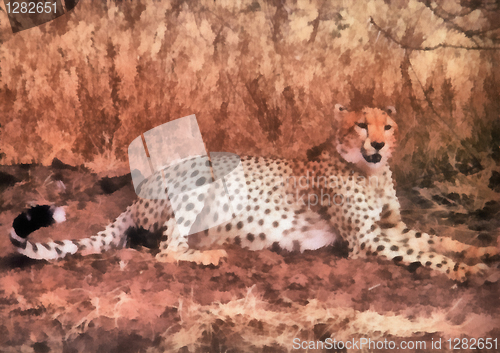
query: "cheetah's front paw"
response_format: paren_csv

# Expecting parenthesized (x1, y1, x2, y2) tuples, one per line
(466, 246, 500, 259)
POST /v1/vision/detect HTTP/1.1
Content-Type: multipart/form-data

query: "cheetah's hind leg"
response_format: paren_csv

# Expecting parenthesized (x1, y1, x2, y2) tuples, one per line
(155, 218, 227, 266)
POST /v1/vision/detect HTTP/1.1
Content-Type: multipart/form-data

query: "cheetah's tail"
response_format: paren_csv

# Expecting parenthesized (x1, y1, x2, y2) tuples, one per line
(10, 204, 138, 260)
(9, 205, 74, 260)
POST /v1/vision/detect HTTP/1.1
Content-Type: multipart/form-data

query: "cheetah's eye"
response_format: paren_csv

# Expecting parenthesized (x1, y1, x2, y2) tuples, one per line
(384, 125, 392, 131)
(356, 123, 368, 129)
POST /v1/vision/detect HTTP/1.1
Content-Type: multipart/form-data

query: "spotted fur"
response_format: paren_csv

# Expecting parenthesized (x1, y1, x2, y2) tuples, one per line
(9, 105, 498, 281)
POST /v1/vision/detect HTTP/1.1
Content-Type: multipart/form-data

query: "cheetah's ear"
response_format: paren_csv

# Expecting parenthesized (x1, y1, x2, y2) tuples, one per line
(334, 104, 348, 121)
(385, 106, 396, 116)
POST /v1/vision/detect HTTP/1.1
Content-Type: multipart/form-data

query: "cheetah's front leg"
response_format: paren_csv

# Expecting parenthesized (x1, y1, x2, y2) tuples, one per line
(358, 225, 491, 282)
(155, 218, 227, 266)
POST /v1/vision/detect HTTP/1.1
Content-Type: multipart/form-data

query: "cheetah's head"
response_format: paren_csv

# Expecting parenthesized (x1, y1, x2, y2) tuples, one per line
(334, 104, 398, 172)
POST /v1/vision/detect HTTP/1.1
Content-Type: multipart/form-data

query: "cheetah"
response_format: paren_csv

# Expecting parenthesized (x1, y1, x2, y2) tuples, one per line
(9, 105, 499, 281)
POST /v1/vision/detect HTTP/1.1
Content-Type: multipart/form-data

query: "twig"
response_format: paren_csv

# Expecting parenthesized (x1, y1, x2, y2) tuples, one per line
(369, 17, 500, 51)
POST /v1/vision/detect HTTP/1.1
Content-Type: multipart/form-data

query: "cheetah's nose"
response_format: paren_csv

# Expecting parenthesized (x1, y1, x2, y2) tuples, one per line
(371, 141, 385, 150)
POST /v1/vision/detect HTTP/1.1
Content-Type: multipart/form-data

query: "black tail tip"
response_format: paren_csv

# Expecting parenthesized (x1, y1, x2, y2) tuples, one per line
(12, 205, 66, 239)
